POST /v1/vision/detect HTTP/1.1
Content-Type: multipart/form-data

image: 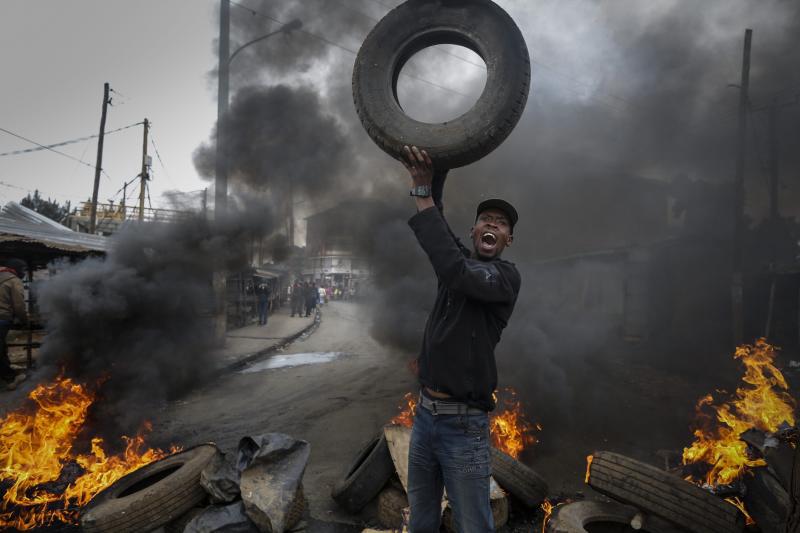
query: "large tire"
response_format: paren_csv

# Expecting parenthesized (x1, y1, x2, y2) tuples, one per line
(331, 433, 395, 513)
(546, 500, 689, 533)
(587, 451, 745, 533)
(490, 447, 548, 507)
(352, 0, 530, 169)
(80, 444, 220, 533)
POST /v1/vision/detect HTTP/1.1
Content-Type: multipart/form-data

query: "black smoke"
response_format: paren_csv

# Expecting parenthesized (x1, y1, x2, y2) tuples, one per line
(194, 84, 355, 201)
(35, 208, 274, 441)
(198, 0, 800, 462)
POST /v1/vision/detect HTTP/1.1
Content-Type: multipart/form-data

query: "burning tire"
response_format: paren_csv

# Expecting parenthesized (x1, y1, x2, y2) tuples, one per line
(490, 447, 548, 507)
(331, 432, 394, 513)
(352, 0, 530, 169)
(80, 444, 220, 533)
(587, 451, 746, 533)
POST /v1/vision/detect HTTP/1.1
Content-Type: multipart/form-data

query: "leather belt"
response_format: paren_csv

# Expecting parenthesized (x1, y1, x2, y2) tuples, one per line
(418, 391, 485, 416)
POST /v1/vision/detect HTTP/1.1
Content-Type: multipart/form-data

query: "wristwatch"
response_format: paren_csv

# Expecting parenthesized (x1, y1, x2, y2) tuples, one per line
(410, 185, 432, 197)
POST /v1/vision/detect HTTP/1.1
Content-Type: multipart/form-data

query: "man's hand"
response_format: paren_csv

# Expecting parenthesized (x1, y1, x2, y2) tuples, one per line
(401, 145, 435, 211)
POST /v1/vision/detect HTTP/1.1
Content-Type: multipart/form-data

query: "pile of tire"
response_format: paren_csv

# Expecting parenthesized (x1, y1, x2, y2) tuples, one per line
(80, 444, 305, 533)
(545, 451, 748, 533)
(330, 432, 548, 530)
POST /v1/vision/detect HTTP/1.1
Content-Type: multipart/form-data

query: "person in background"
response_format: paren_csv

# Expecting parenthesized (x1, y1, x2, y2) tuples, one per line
(305, 282, 318, 317)
(0, 258, 28, 391)
(290, 281, 304, 317)
(255, 282, 270, 326)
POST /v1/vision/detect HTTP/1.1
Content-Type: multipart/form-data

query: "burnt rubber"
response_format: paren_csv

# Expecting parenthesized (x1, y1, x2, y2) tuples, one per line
(377, 480, 408, 528)
(80, 444, 220, 533)
(331, 432, 394, 513)
(587, 451, 745, 533)
(490, 447, 548, 507)
(352, 0, 530, 169)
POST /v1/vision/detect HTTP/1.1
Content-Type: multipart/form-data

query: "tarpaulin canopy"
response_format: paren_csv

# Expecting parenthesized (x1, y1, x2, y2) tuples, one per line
(0, 202, 108, 267)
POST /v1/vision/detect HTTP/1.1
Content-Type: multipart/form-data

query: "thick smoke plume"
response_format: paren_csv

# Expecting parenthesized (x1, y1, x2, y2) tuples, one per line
(36, 208, 274, 441)
(194, 85, 355, 202)
(199, 0, 800, 455)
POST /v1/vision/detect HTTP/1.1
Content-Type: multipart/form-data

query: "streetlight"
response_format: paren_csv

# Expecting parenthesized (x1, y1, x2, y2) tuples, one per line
(215, 1, 301, 219)
(213, 0, 301, 343)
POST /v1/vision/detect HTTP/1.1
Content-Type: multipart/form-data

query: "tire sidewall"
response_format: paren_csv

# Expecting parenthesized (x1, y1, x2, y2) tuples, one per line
(81, 444, 219, 527)
(353, 0, 530, 168)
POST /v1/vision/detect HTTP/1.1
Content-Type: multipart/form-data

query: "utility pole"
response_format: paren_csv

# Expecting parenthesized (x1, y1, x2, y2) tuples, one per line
(214, 0, 231, 345)
(121, 181, 127, 219)
(215, 0, 230, 220)
(138, 119, 150, 222)
(731, 29, 752, 347)
(89, 82, 110, 234)
(202, 188, 208, 215)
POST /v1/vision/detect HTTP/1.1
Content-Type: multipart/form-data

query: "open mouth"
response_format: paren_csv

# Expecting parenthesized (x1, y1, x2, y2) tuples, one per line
(481, 232, 497, 246)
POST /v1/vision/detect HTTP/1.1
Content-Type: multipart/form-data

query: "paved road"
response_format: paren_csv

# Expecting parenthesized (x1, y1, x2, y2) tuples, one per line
(151, 301, 416, 528)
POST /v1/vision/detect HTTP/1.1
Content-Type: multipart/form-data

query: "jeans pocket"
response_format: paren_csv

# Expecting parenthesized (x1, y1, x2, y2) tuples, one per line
(463, 414, 489, 438)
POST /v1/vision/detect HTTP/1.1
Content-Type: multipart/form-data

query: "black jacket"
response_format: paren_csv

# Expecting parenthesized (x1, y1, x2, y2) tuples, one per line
(409, 206, 521, 411)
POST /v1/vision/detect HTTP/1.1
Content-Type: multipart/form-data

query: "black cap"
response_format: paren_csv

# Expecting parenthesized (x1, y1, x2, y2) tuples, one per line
(476, 199, 518, 230)
(1, 258, 26, 277)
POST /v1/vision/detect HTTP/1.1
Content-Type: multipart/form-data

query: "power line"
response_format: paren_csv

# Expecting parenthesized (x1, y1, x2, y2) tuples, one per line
(0, 126, 116, 183)
(149, 132, 176, 187)
(229, 0, 469, 97)
(338, 0, 635, 108)
(0, 122, 143, 158)
(0, 126, 103, 171)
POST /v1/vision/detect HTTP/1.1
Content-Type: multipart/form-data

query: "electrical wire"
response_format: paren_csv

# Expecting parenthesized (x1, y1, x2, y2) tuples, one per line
(0, 122, 142, 158)
(149, 132, 177, 188)
(0, 126, 102, 171)
(229, 0, 469, 97)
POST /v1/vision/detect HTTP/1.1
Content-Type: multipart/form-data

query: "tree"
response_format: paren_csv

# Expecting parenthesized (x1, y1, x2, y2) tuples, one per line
(20, 190, 71, 223)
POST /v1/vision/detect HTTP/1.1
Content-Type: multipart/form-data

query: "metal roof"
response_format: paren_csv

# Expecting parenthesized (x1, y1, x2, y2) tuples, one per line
(0, 202, 108, 255)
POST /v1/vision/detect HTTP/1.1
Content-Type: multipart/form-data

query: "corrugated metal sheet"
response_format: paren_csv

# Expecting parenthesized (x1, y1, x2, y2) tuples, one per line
(0, 202, 108, 253)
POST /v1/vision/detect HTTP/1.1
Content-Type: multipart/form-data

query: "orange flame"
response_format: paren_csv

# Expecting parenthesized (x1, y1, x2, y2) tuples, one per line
(585, 454, 594, 484)
(682, 339, 795, 487)
(490, 389, 540, 459)
(390, 392, 417, 428)
(389, 388, 541, 459)
(540, 499, 555, 533)
(725, 497, 755, 525)
(0, 377, 179, 529)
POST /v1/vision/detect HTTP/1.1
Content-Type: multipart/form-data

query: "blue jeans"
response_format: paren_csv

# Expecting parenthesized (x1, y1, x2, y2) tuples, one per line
(258, 300, 268, 325)
(407, 405, 493, 532)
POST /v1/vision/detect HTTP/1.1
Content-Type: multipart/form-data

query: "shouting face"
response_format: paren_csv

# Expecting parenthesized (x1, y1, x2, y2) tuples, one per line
(471, 208, 513, 260)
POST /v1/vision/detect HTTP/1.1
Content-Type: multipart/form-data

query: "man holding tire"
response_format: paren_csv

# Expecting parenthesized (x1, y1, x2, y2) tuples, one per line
(402, 146, 520, 532)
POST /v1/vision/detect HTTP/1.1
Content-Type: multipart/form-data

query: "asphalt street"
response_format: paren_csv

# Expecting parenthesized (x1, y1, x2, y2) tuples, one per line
(150, 301, 417, 528)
